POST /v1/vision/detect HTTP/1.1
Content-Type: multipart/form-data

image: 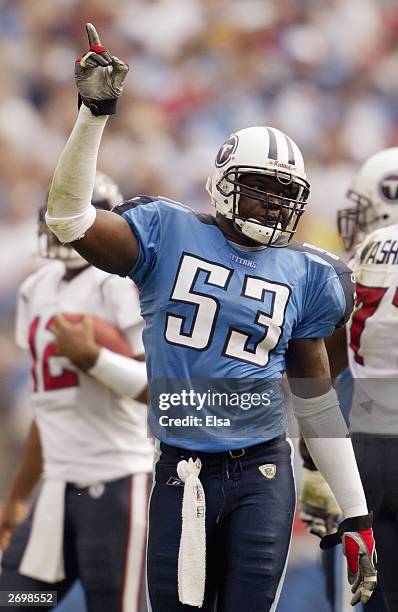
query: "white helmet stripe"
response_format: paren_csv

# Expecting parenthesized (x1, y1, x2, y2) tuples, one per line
(266, 127, 297, 166)
(284, 135, 296, 165)
(291, 138, 305, 171)
(266, 127, 278, 160)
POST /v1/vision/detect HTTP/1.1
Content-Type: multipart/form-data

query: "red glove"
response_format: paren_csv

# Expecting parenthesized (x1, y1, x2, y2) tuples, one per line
(321, 513, 377, 606)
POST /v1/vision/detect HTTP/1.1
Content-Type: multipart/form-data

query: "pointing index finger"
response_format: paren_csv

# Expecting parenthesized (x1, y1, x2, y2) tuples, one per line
(86, 22, 101, 47)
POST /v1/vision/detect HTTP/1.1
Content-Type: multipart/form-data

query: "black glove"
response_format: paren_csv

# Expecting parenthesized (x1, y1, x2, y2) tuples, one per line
(75, 23, 129, 116)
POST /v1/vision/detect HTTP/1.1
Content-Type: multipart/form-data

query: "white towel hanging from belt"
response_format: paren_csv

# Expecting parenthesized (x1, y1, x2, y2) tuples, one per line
(177, 458, 206, 607)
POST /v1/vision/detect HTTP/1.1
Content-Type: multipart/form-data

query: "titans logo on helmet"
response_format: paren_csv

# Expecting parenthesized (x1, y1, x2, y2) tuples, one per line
(215, 134, 239, 167)
(379, 174, 398, 201)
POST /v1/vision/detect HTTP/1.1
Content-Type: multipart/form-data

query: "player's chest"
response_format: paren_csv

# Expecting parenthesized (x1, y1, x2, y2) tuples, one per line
(155, 246, 299, 367)
(159, 244, 299, 314)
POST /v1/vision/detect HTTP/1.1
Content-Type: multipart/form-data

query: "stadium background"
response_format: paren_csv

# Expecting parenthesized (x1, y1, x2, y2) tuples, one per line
(0, 0, 397, 610)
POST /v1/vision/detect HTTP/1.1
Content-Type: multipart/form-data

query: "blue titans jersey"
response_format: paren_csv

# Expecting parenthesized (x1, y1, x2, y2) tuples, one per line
(120, 197, 353, 451)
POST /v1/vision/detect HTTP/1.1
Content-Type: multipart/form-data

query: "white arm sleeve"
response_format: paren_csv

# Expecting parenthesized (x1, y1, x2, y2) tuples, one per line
(292, 388, 368, 519)
(45, 105, 108, 243)
(88, 348, 147, 399)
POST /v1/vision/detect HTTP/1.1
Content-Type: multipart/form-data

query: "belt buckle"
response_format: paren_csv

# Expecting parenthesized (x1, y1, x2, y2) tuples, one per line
(229, 448, 245, 458)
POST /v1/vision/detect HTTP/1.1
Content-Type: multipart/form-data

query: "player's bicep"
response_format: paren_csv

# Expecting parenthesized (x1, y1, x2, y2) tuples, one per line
(71, 209, 139, 276)
(324, 326, 348, 379)
(286, 337, 332, 397)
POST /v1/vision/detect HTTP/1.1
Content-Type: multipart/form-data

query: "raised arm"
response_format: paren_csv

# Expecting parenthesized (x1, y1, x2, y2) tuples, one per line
(46, 23, 138, 276)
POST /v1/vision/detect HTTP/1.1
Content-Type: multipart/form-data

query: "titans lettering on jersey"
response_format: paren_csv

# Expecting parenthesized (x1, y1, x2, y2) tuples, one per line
(122, 198, 352, 451)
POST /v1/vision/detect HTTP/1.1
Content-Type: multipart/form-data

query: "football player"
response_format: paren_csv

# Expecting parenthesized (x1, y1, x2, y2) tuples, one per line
(44, 24, 377, 611)
(340, 148, 398, 612)
(300, 148, 398, 611)
(0, 172, 153, 612)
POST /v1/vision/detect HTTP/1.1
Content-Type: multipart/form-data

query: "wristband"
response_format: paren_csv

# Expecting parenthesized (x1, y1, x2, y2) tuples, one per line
(78, 93, 118, 116)
(88, 347, 147, 399)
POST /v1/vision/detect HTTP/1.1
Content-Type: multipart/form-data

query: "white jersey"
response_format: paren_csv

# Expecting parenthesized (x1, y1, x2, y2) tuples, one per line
(16, 262, 153, 482)
(348, 223, 398, 434)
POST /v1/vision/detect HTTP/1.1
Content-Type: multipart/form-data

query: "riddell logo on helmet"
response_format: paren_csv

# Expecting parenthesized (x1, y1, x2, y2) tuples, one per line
(271, 160, 294, 170)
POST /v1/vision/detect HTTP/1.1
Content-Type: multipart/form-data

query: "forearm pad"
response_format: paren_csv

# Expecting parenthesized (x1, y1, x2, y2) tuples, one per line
(46, 105, 107, 243)
(293, 388, 368, 519)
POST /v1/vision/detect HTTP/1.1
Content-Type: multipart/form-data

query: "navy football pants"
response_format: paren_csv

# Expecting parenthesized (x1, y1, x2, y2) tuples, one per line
(147, 436, 296, 612)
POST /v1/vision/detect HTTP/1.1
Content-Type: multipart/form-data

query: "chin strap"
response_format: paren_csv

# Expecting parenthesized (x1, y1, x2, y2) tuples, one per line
(234, 217, 282, 245)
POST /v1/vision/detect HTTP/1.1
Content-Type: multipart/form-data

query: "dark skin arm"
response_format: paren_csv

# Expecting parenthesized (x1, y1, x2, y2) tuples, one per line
(286, 337, 333, 398)
(324, 326, 348, 380)
(70, 209, 139, 276)
(0, 420, 42, 551)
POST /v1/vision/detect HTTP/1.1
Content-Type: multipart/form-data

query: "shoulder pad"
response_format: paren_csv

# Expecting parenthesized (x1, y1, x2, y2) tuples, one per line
(194, 212, 218, 226)
(288, 240, 346, 271)
(112, 195, 159, 216)
(288, 240, 355, 326)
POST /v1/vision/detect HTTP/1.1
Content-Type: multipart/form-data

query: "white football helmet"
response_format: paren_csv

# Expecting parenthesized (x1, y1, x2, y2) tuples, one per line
(38, 171, 123, 267)
(206, 126, 310, 246)
(338, 147, 398, 251)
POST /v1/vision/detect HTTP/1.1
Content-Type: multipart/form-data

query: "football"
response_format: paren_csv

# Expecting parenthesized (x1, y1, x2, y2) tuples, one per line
(60, 313, 133, 357)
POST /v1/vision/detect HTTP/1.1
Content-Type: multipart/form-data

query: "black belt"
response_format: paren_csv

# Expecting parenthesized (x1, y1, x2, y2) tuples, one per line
(159, 434, 286, 461)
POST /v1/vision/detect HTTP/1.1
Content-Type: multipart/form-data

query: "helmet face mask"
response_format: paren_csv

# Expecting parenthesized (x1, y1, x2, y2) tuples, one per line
(337, 191, 379, 252)
(338, 148, 398, 252)
(218, 166, 308, 247)
(38, 171, 123, 266)
(207, 127, 310, 246)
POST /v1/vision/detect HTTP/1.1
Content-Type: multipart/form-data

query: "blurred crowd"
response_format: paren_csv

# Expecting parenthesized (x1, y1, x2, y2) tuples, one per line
(1, 0, 398, 492)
